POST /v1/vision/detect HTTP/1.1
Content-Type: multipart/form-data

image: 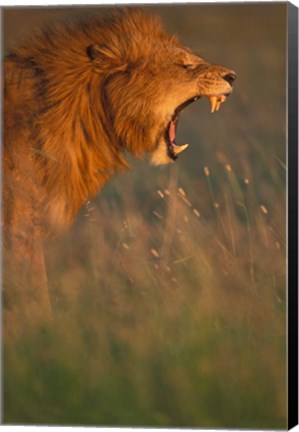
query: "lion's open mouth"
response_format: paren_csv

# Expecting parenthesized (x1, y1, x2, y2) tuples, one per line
(166, 94, 228, 161)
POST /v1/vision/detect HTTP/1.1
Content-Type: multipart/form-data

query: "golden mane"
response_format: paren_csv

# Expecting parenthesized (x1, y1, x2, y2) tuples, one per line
(5, 9, 171, 228)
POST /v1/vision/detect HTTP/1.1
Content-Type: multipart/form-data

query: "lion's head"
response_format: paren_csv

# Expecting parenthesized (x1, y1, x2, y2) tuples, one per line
(86, 9, 236, 165)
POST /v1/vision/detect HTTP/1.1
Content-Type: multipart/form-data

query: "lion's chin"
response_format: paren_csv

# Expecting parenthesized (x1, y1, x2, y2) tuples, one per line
(150, 140, 174, 166)
(150, 140, 189, 166)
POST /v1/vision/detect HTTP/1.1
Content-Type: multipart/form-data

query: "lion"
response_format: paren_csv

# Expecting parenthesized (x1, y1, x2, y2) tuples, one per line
(3, 8, 236, 324)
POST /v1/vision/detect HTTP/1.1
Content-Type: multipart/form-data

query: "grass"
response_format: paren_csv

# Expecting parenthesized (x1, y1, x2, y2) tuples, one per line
(3, 3, 287, 429)
(3, 158, 286, 428)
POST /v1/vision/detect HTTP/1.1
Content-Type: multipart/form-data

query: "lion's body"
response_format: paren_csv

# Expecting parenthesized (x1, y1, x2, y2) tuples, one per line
(4, 9, 235, 324)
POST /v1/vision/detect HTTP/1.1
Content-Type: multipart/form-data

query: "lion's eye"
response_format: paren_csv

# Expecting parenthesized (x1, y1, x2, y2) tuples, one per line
(180, 64, 194, 70)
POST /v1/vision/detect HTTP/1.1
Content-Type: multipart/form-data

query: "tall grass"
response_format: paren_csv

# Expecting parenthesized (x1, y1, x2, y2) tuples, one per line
(3, 4, 286, 429)
(4, 156, 286, 428)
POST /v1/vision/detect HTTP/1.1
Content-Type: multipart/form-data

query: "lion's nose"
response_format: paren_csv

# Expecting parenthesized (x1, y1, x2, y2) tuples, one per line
(223, 72, 237, 86)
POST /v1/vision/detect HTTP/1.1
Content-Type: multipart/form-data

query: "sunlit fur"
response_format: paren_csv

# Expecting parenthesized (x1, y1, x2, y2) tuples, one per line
(4, 9, 235, 319)
(4, 8, 234, 236)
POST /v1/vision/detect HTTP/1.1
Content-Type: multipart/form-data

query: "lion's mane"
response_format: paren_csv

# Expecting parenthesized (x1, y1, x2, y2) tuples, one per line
(4, 9, 171, 232)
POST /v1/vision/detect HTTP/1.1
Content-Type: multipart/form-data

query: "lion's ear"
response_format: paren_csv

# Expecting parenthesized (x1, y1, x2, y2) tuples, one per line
(86, 44, 127, 73)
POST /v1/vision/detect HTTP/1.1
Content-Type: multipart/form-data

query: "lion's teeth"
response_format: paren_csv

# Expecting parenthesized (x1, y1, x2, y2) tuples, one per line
(172, 143, 189, 155)
(210, 95, 227, 113)
(209, 96, 217, 113)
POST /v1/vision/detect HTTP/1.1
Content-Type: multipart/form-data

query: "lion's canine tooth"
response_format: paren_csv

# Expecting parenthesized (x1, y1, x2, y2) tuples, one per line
(209, 96, 217, 113)
(210, 95, 227, 113)
(173, 144, 189, 155)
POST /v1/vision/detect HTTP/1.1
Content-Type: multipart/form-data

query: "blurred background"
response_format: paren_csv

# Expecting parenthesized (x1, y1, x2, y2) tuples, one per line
(3, 3, 287, 429)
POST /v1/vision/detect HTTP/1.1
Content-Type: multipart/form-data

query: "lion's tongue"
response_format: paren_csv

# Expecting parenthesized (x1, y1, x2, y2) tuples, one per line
(169, 121, 189, 156)
(169, 121, 176, 143)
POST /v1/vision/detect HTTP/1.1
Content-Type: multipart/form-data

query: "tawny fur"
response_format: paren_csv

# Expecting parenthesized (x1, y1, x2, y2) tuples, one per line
(4, 8, 235, 322)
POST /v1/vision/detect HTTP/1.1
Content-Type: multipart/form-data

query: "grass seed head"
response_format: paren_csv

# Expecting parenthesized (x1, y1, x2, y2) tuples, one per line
(193, 209, 200, 217)
(204, 166, 210, 177)
(153, 210, 163, 219)
(178, 187, 186, 197)
(150, 248, 159, 258)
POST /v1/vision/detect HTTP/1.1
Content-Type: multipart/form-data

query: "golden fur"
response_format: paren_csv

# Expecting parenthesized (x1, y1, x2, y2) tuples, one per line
(4, 9, 236, 321)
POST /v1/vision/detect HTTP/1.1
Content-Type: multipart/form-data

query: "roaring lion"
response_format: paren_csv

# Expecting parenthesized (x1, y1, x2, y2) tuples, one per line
(4, 8, 236, 322)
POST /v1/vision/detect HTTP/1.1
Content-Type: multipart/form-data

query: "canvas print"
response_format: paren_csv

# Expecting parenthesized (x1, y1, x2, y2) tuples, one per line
(2, 3, 289, 429)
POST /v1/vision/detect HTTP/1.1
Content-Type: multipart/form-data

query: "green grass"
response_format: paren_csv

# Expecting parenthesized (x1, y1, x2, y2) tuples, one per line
(3, 159, 286, 428)
(3, 4, 287, 429)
